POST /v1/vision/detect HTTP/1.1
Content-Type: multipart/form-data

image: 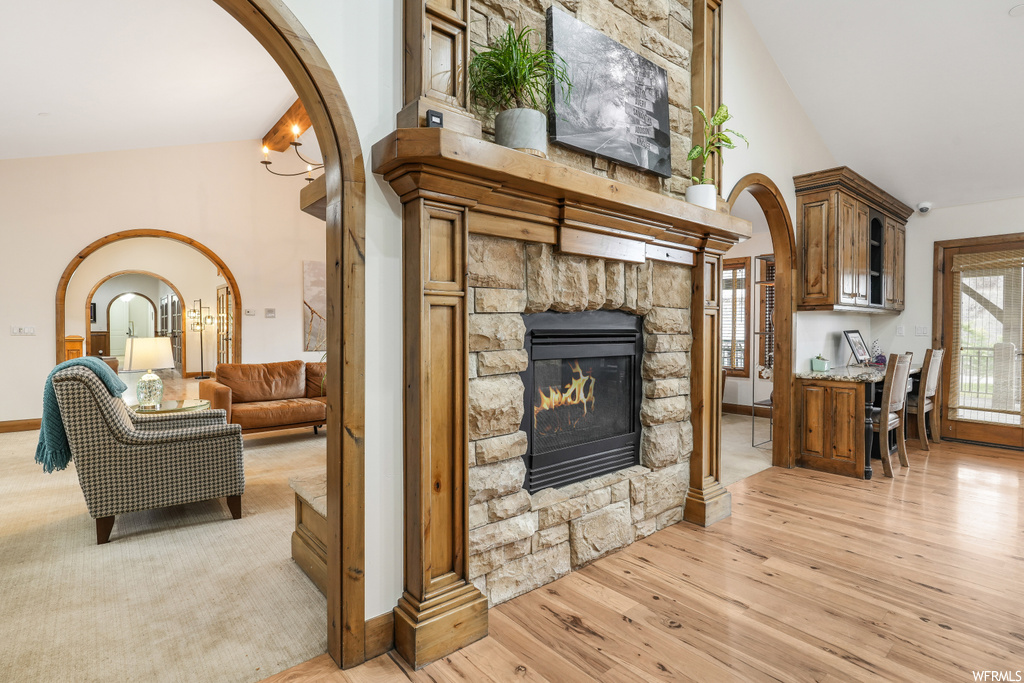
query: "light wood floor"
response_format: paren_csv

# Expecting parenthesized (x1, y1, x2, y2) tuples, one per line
(264, 439, 1024, 682)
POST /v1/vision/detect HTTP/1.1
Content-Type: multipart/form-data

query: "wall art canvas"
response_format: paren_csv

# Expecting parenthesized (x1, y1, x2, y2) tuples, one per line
(303, 260, 327, 352)
(547, 7, 671, 178)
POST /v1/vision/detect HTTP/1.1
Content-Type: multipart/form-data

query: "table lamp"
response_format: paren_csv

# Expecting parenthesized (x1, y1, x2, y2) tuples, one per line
(123, 336, 176, 408)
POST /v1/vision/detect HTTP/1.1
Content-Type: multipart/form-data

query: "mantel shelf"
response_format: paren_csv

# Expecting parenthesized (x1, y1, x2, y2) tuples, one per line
(370, 127, 752, 252)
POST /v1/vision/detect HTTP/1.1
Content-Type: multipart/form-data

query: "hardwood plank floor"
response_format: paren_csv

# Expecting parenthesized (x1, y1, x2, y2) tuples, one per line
(263, 439, 1024, 682)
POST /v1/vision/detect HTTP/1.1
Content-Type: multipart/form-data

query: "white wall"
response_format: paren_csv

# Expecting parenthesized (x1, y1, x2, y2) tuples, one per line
(874, 196, 1024, 359)
(0, 138, 327, 424)
(276, 0, 405, 619)
(723, 1, 877, 389)
(92, 273, 164, 332)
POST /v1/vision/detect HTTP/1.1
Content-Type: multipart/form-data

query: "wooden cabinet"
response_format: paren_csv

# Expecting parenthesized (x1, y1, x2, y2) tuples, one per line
(64, 335, 84, 360)
(796, 378, 866, 478)
(795, 167, 913, 313)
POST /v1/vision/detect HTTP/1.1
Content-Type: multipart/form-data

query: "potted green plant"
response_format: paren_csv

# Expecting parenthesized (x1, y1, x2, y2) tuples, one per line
(470, 25, 572, 159)
(686, 104, 748, 210)
(811, 354, 830, 373)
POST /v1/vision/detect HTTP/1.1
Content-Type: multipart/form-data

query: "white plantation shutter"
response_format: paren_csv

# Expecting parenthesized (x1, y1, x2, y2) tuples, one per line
(949, 249, 1024, 425)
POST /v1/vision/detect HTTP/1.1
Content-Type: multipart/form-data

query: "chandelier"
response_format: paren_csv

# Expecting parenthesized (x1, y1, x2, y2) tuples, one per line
(261, 124, 324, 182)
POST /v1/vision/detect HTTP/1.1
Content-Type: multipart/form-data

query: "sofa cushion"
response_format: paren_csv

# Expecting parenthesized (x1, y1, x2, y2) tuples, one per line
(230, 398, 326, 430)
(305, 362, 326, 399)
(215, 361, 305, 403)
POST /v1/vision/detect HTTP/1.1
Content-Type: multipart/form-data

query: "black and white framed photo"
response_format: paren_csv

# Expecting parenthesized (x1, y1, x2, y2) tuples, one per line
(844, 330, 871, 364)
(547, 7, 671, 177)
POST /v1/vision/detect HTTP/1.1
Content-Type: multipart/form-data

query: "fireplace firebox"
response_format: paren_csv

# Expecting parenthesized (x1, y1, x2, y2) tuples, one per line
(520, 311, 643, 493)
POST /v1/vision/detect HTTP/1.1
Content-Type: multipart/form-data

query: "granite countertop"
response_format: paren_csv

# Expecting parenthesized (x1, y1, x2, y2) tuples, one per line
(795, 364, 888, 382)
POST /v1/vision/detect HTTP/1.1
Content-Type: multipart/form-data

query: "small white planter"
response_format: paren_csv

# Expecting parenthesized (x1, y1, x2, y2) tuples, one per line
(495, 108, 548, 158)
(685, 183, 718, 210)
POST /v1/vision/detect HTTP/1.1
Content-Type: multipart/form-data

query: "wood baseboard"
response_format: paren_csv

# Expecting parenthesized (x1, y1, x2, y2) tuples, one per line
(0, 418, 41, 433)
(364, 611, 395, 660)
(722, 402, 772, 419)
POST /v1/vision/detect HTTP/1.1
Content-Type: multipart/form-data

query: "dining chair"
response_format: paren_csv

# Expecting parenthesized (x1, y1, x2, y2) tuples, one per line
(873, 352, 914, 477)
(907, 348, 944, 451)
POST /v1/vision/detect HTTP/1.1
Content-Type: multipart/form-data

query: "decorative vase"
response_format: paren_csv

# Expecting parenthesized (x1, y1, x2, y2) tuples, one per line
(685, 183, 718, 210)
(495, 108, 548, 159)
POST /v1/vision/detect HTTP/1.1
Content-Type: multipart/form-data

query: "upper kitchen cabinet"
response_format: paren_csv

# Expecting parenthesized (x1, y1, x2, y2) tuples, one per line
(795, 167, 913, 313)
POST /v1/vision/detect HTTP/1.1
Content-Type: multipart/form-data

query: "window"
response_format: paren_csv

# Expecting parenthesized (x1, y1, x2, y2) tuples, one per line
(722, 257, 750, 376)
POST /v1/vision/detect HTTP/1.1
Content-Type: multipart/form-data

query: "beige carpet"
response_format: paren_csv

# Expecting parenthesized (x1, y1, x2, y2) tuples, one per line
(721, 412, 773, 487)
(0, 428, 328, 683)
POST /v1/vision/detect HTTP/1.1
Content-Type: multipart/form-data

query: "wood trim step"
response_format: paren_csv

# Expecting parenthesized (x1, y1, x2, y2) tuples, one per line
(0, 419, 41, 433)
(723, 402, 771, 419)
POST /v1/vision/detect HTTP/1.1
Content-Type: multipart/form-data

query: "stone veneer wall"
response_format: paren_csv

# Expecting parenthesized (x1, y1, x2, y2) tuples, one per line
(471, 0, 695, 198)
(466, 233, 694, 606)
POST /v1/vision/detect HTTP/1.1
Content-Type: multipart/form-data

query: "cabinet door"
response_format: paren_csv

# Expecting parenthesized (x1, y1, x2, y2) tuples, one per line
(838, 194, 860, 304)
(829, 385, 861, 462)
(854, 202, 870, 304)
(798, 382, 828, 459)
(799, 192, 833, 305)
(883, 218, 898, 309)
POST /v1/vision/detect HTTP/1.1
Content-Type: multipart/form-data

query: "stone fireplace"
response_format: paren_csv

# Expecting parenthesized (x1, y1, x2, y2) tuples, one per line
(467, 235, 694, 606)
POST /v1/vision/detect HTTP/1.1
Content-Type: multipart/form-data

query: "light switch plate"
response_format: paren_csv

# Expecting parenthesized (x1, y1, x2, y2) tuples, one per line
(896, 325, 905, 337)
(244, 309, 256, 317)
(265, 308, 276, 319)
(915, 325, 929, 337)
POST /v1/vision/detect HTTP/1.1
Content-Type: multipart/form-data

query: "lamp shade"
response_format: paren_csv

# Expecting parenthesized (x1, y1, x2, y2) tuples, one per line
(123, 336, 175, 372)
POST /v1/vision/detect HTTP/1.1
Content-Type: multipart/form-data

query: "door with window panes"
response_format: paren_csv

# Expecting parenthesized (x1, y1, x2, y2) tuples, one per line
(942, 243, 1024, 447)
(722, 257, 750, 378)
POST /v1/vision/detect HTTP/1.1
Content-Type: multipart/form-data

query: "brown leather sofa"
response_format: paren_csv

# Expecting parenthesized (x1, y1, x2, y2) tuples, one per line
(199, 360, 326, 434)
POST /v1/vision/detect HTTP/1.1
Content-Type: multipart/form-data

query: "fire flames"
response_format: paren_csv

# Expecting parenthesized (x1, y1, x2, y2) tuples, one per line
(534, 360, 597, 433)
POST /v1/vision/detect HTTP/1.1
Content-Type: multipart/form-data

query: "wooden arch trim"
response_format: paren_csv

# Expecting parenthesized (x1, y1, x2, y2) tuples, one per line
(211, 0, 367, 669)
(55, 229, 242, 367)
(726, 173, 797, 469)
(85, 270, 189, 376)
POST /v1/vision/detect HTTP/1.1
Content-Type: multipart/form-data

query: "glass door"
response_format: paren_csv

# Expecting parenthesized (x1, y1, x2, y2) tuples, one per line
(943, 244, 1024, 447)
(216, 285, 233, 364)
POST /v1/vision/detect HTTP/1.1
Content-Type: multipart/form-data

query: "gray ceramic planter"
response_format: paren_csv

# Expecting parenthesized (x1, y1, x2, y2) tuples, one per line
(495, 108, 548, 158)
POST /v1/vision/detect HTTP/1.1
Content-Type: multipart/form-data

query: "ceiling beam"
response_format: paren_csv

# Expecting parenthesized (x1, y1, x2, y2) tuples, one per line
(262, 98, 311, 152)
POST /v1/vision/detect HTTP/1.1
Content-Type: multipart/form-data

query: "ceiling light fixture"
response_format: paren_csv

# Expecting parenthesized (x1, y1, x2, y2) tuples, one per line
(260, 124, 324, 182)
(1010, 3, 1024, 16)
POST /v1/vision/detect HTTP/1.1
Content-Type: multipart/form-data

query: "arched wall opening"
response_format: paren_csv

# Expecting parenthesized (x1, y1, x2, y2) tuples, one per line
(726, 173, 797, 468)
(85, 270, 190, 374)
(58, 231, 239, 377)
(105, 291, 158, 355)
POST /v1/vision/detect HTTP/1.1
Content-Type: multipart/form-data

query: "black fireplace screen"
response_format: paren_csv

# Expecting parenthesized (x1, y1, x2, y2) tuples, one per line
(521, 311, 642, 492)
(532, 357, 632, 455)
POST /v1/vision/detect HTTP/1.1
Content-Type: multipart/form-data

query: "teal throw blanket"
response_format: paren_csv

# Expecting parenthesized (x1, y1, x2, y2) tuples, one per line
(35, 357, 127, 473)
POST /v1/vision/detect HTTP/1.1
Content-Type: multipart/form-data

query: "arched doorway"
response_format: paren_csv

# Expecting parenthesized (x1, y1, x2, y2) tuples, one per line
(105, 292, 157, 357)
(85, 270, 190, 375)
(726, 173, 796, 469)
(47, 1, 367, 668)
(56, 230, 242, 367)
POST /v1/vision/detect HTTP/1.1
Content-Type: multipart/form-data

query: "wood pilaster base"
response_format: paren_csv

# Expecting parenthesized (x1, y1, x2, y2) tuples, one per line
(397, 98, 482, 138)
(683, 479, 732, 527)
(393, 583, 488, 669)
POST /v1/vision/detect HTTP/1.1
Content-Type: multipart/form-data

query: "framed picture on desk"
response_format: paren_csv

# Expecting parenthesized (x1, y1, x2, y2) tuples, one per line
(844, 330, 871, 364)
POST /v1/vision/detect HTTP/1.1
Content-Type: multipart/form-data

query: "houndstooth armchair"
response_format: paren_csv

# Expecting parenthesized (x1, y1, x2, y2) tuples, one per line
(51, 365, 245, 544)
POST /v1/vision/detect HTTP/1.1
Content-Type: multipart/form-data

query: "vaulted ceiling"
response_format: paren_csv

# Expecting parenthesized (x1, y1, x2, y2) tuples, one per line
(739, 0, 1024, 210)
(0, 0, 296, 160)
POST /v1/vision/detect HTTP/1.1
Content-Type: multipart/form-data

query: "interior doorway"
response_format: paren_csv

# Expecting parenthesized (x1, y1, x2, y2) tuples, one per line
(724, 174, 798, 472)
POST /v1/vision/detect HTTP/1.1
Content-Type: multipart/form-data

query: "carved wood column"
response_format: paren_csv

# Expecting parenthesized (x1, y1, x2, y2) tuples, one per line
(684, 238, 732, 526)
(399, 0, 482, 137)
(393, 188, 488, 669)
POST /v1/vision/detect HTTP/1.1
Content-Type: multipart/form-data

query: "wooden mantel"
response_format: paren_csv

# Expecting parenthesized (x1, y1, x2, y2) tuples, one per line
(371, 126, 750, 669)
(371, 127, 751, 250)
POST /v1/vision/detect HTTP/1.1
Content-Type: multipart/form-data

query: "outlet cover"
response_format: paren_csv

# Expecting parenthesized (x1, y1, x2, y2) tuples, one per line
(915, 325, 929, 337)
(244, 309, 256, 317)
(265, 308, 276, 319)
(896, 325, 905, 337)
